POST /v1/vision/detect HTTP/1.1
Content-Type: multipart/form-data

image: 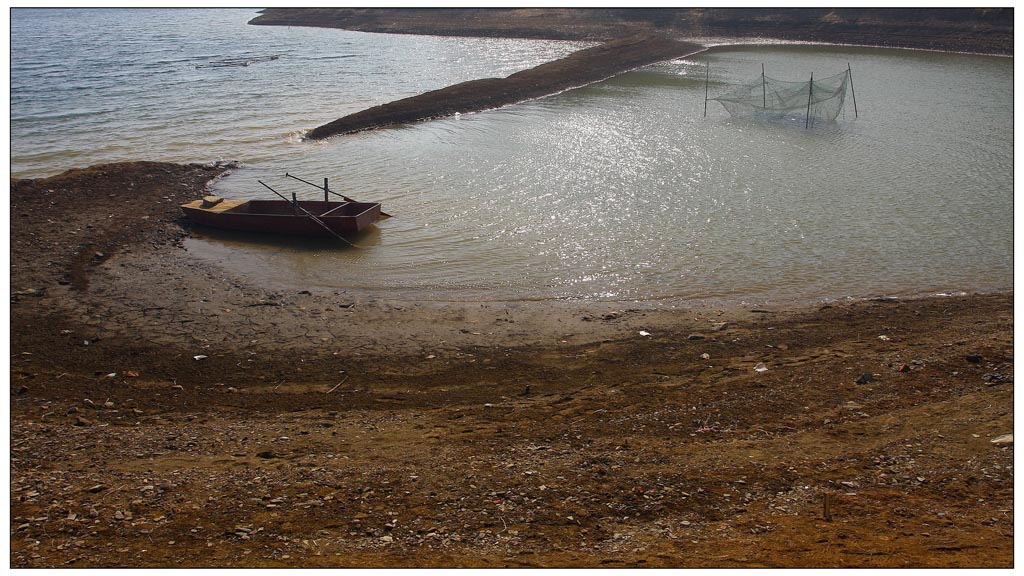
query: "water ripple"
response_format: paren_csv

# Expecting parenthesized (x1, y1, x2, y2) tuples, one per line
(11, 10, 1013, 304)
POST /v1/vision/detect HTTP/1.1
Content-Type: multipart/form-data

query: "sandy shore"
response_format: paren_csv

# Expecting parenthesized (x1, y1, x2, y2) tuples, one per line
(9, 162, 1013, 568)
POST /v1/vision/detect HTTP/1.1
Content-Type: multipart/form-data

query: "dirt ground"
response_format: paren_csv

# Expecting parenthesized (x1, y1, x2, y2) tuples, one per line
(9, 162, 1013, 568)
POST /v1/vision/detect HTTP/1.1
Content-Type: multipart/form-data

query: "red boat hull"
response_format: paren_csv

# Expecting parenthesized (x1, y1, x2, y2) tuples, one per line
(181, 199, 381, 238)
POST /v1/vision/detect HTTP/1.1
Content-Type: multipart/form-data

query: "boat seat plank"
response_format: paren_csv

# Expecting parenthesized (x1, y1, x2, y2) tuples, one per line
(181, 198, 249, 213)
(319, 202, 352, 217)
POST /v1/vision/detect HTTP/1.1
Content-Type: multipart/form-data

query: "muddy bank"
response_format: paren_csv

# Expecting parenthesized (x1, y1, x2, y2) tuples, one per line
(10, 161, 234, 292)
(251, 8, 1013, 55)
(306, 33, 702, 139)
(9, 161, 1014, 568)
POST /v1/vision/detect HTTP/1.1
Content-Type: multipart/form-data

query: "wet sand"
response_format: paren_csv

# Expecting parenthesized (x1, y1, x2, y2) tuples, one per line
(9, 162, 1013, 567)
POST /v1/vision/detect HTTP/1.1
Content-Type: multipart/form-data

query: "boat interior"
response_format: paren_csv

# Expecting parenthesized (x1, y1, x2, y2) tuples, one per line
(226, 200, 379, 218)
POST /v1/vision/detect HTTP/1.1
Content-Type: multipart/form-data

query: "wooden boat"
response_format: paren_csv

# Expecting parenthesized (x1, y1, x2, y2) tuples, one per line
(181, 195, 382, 238)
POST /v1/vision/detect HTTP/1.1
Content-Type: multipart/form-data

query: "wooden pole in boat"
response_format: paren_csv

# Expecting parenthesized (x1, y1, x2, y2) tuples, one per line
(703, 62, 710, 118)
(286, 172, 354, 201)
(324, 177, 329, 202)
(847, 62, 859, 119)
(762, 63, 766, 109)
(805, 72, 814, 129)
(257, 180, 360, 248)
(284, 172, 392, 218)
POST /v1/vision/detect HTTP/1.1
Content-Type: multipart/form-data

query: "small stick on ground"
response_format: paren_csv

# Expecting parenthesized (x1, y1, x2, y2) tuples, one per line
(823, 491, 833, 522)
(326, 375, 349, 394)
(100, 485, 125, 501)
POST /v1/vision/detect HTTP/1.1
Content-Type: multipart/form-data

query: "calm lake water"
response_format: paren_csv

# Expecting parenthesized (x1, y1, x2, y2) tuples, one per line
(11, 8, 1014, 305)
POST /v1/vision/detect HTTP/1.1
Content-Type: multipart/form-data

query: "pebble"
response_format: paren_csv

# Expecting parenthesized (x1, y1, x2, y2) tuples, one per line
(687, 334, 705, 341)
(982, 373, 1009, 384)
(856, 373, 874, 385)
(991, 434, 1013, 445)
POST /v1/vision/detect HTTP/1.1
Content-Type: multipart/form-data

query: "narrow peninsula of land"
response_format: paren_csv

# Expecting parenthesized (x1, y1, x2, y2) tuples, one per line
(306, 33, 702, 140)
(261, 7, 1011, 139)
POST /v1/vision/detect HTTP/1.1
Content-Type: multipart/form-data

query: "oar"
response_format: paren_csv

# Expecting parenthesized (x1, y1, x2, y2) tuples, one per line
(284, 172, 392, 219)
(257, 180, 361, 248)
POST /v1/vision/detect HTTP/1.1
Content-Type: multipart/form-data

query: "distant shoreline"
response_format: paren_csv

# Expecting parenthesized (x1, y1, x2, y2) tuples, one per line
(250, 8, 1013, 56)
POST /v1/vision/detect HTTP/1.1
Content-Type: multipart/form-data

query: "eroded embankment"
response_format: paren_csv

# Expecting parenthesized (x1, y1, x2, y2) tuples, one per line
(306, 33, 702, 140)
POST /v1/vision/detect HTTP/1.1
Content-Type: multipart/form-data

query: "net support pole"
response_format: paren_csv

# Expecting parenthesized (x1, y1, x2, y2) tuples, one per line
(762, 63, 766, 108)
(847, 62, 858, 119)
(703, 62, 709, 118)
(805, 72, 814, 129)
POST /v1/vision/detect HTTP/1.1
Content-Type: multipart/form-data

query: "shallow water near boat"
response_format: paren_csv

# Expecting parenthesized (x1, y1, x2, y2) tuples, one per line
(12, 9, 1012, 304)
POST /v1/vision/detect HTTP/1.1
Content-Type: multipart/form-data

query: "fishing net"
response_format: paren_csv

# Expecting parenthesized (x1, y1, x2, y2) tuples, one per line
(710, 69, 851, 125)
